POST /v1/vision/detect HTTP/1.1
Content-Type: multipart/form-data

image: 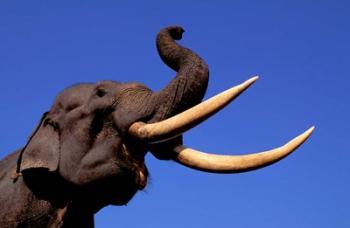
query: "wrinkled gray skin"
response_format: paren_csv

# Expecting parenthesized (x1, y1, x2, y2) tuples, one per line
(0, 26, 208, 227)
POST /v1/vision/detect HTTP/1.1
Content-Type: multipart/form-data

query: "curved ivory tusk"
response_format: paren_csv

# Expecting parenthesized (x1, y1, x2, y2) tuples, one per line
(172, 127, 315, 173)
(129, 76, 259, 143)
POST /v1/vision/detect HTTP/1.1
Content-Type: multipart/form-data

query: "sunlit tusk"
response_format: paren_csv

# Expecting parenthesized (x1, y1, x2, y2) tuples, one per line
(172, 127, 315, 173)
(129, 76, 259, 143)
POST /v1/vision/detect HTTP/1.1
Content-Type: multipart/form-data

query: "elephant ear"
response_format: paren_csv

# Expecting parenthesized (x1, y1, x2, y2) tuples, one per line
(17, 112, 60, 173)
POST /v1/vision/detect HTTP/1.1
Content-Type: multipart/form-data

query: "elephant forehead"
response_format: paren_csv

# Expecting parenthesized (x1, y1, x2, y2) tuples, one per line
(95, 81, 153, 101)
(52, 83, 95, 110)
(95, 80, 149, 92)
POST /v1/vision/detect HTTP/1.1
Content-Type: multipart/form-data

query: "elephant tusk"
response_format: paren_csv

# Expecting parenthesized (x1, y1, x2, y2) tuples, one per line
(129, 76, 259, 143)
(171, 127, 315, 173)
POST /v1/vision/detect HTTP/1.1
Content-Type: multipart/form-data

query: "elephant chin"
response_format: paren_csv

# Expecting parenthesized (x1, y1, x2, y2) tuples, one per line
(77, 164, 147, 208)
(87, 174, 140, 207)
(109, 168, 148, 206)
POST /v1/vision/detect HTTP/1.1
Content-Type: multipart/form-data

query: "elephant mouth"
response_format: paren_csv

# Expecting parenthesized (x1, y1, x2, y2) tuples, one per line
(117, 143, 148, 190)
(90, 109, 148, 191)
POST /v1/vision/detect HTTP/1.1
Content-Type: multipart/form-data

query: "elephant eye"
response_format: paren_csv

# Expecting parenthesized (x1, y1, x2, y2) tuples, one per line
(96, 88, 107, 98)
(44, 118, 59, 130)
(65, 103, 79, 112)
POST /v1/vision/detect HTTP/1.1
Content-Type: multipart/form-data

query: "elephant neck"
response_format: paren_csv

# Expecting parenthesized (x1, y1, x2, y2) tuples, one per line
(20, 170, 96, 227)
(48, 202, 95, 228)
(1, 175, 94, 227)
(0, 151, 97, 227)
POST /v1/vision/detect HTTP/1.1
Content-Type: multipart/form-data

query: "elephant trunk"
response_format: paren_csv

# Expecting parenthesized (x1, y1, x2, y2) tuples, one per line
(151, 26, 209, 122)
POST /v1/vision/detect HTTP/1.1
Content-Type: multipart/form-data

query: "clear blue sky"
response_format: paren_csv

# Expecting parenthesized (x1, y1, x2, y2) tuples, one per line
(0, 1, 349, 227)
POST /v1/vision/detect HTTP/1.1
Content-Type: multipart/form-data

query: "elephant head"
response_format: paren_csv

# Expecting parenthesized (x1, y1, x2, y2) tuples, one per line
(15, 26, 314, 212)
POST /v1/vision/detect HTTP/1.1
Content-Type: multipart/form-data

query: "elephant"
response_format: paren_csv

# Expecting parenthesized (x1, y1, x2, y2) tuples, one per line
(0, 26, 314, 227)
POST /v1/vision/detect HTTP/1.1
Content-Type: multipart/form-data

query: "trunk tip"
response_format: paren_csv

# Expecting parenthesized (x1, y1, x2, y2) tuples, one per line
(163, 26, 185, 40)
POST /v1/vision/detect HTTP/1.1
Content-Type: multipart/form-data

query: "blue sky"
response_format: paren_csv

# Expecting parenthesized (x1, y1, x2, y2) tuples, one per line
(0, 1, 349, 227)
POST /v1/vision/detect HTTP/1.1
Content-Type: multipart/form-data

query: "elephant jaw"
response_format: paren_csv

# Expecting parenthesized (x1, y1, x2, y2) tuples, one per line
(128, 76, 315, 173)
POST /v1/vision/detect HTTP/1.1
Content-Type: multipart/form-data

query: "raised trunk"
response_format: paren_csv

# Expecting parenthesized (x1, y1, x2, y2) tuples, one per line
(146, 26, 209, 160)
(151, 26, 209, 122)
